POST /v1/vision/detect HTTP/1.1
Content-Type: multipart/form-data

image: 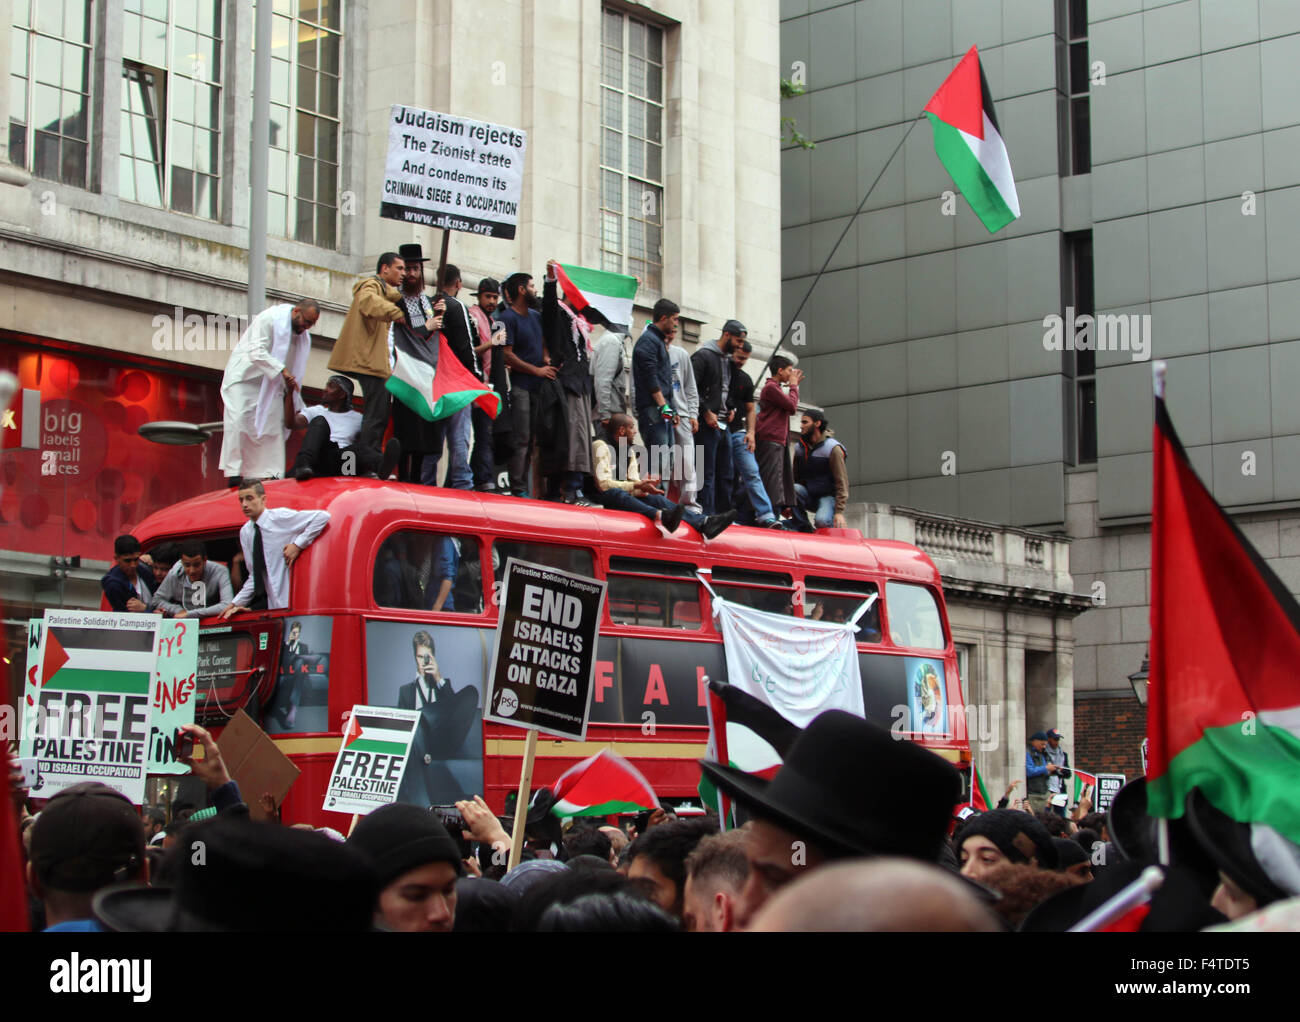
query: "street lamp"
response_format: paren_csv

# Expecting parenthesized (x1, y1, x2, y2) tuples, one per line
(137, 421, 223, 446)
(1128, 651, 1149, 706)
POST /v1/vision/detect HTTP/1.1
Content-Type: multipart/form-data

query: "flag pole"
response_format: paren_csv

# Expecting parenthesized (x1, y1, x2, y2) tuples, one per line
(1151, 358, 1167, 866)
(1068, 865, 1164, 932)
(756, 114, 924, 387)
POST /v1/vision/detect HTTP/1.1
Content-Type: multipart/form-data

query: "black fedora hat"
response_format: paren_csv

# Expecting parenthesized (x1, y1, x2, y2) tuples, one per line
(398, 242, 428, 263)
(1184, 788, 1292, 907)
(92, 816, 378, 931)
(699, 710, 960, 861)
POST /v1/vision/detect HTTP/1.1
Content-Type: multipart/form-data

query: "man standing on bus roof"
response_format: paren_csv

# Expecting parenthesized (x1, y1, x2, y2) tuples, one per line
(220, 480, 330, 616)
(396, 630, 479, 806)
(218, 299, 320, 483)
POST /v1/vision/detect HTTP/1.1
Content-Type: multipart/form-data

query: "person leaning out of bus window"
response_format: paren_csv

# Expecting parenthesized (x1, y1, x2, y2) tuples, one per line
(148, 540, 233, 618)
(589, 414, 736, 541)
(101, 534, 158, 614)
(220, 480, 331, 616)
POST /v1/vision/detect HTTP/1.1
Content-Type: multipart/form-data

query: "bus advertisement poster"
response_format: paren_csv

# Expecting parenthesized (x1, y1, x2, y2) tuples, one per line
(323, 705, 422, 816)
(485, 558, 608, 741)
(20, 609, 160, 804)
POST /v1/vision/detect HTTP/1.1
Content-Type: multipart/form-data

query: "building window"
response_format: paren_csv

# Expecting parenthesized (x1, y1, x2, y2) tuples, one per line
(119, 0, 223, 219)
(1059, 0, 1090, 175)
(1066, 230, 1096, 464)
(265, 0, 343, 249)
(600, 7, 664, 294)
(9, 0, 94, 187)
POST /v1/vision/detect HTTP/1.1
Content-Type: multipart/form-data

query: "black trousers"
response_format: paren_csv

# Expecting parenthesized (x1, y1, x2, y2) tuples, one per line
(351, 372, 390, 474)
(471, 405, 496, 488)
(292, 417, 353, 477)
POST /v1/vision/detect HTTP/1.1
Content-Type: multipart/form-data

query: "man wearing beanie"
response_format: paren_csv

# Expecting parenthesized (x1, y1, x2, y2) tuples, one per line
(348, 803, 463, 932)
(28, 782, 148, 931)
(953, 808, 1059, 883)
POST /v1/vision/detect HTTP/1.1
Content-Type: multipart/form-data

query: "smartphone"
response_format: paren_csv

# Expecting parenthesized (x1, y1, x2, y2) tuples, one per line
(19, 757, 39, 788)
(175, 730, 195, 759)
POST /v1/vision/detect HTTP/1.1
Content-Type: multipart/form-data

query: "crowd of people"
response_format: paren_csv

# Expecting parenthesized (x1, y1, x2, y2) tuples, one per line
(12, 705, 1298, 932)
(214, 248, 851, 536)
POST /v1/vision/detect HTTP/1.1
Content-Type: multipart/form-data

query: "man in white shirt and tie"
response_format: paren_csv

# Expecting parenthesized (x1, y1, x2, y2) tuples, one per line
(220, 480, 330, 616)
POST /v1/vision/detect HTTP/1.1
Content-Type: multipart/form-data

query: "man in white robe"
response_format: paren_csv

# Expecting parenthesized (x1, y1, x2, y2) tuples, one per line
(219, 300, 320, 480)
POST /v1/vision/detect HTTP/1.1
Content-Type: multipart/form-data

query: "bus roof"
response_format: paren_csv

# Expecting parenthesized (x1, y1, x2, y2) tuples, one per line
(133, 478, 942, 586)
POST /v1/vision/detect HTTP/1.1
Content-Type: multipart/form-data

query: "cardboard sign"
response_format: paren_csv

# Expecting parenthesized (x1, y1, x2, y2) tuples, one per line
(21, 610, 158, 803)
(217, 709, 300, 821)
(484, 558, 607, 741)
(1095, 772, 1127, 814)
(380, 105, 527, 239)
(147, 619, 199, 775)
(323, 705, 420, 815)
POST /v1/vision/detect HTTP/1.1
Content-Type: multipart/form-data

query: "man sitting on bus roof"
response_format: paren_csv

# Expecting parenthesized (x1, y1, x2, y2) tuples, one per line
(590, 414, 736, 542)
(286, 374, 363, 481)
(220, 480, 331, 616)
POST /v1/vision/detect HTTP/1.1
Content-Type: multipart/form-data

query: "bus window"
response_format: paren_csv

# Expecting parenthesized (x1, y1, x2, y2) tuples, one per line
(885, 581, 946, 650)
(804, 576, 881, 643)
(492, 541, 595, 581)
(710, 566, 795, 616)
(374, 531, 483, 613)
(607, 557, 701, 630)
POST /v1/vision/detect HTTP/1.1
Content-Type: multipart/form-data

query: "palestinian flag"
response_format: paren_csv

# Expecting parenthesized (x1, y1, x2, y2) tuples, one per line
(1147, 392, 1300, 844)
(924, 45, 1021, 234)
(970, 761, 991, 811)
(341, 711, 417, 757)
(386, 325, 501, 422)
(1072, 768, 1098, 805)
(39, 626, 153, 695)
(555, 263, 638, 333)
(551, 749, 659, 816)
(698, 678, 803, 821)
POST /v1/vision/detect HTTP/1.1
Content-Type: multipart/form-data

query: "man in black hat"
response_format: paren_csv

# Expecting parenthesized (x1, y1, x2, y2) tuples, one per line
(699, 709, 961, 929)
(468, 276, 508, 491)
(348, 803, 463, 932)
(28, 782, 148, 931)
(285, 374, 362, 480)
(1044, 727, 1071, 814)
(388, 243, 445, 483)
(421, 263, 479, 490)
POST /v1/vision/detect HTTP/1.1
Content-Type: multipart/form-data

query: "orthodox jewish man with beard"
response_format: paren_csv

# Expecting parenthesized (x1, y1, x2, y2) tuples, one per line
(396, 630, 479, 806)
(387, 243, 446, 482)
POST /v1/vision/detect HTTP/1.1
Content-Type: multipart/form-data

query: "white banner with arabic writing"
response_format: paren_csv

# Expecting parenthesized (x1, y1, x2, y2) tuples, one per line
(713, 598, 864, 773)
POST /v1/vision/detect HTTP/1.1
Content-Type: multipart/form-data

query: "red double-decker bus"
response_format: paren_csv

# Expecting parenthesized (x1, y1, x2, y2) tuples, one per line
(133, 479, 971, 826)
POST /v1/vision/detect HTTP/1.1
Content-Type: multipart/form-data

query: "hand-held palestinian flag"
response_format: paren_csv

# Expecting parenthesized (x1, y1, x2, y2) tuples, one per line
(1072, 768, 1098, 804)
(550, 749, 659, 816)
(971, 761, 991, 811)
(924, 45, 1021, 234)
(387, 325, 501, 422)
(1147, 393, 1300, 844)
(555, 263, 638, 333)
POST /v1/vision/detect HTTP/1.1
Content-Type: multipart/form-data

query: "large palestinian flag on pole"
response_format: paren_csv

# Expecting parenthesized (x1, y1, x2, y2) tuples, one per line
(386, 324, 501, 422)
(1147, 390, 1300, 845)
(555, 263, 638, 333)
(924, 45, 1021, 234)
(550, 749, 659, 816)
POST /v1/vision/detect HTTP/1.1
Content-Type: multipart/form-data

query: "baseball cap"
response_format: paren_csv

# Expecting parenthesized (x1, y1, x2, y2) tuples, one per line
(30, 782, 146, 892)
(722, 319, 747, 336)
(1046, 728, 1064, 740)
(473, 277, 501, 296)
